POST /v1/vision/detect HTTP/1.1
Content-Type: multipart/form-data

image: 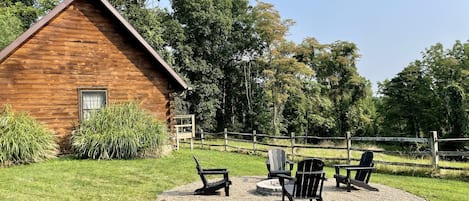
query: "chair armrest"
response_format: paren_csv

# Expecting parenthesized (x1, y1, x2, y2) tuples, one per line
(345, 166, 375, 171)
(200, 170, 229, 175)
(286, 160, 294, 170)
(277, 174, 296, 180)
(334, 164, 363, 168)
(202, 168, 228, 172)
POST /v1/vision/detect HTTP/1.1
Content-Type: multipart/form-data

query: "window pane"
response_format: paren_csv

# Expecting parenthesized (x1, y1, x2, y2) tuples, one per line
(81, 91, 106, 120)
(83, 92, 106, 109)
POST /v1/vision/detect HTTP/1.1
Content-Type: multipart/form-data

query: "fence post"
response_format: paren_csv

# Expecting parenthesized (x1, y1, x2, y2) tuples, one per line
(430, 131, 439, 170)
(191, 115, 195, 151)
(291, 132, 295, 161)
(253, 130, 257, 154)
(176, 129, 180, 150)
(200, 129, 204, 149)
(346, 131, 351, 164)
(224, 128, 228, 152)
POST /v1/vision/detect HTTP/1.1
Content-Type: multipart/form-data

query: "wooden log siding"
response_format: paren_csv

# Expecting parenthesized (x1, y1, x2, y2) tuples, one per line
(0, 0, 174, 150)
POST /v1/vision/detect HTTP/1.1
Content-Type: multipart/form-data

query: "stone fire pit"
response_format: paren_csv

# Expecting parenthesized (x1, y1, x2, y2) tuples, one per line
(256, 179, 282, 196)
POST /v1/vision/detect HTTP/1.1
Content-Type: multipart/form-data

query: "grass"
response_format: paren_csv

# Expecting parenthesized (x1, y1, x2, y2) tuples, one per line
(0, 149, 468, 201)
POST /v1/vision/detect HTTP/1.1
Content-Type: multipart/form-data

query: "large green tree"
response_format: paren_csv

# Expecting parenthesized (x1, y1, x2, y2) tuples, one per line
(253, 2, 312, 135)
(0, 0, 58, 50)
(379, 63, 437, 137)
(168, 0, 261, 131)
(310, 41, 371, 136)
(379, 40, 469, 140)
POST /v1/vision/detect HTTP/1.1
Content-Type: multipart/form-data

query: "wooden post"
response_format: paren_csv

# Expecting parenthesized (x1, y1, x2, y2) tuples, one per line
(346, 132, 351, 164)
(431, 131, 439, 170)
(291, 132, 295, 161)
(253, 130, 257, 154)
(200, 129, 204, 149)
(191, 115, 195, 151)
(176, 129, 180, 150)
(224, 128, 228, 152)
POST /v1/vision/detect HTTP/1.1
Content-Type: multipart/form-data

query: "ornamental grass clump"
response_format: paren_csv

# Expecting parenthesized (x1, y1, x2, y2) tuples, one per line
(0, 105, 57, 166)
(71, 102, 167, 159)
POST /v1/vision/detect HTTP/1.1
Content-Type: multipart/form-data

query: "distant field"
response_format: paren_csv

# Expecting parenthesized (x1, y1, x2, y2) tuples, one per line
(181, 138, 469, 178)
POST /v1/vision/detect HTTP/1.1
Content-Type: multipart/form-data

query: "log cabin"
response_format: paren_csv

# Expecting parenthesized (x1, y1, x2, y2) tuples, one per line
(0, 0, 188, 151)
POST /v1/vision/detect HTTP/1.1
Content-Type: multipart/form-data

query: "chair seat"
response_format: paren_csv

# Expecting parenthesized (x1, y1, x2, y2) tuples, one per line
(206, 179, 232, 189)
(333, 174, 347, 181)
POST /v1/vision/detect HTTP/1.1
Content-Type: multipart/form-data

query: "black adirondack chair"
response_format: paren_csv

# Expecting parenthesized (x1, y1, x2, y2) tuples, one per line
(334, 151, 378, 192)
(193, 156, 232, 196)
(266, 149, 294, 178)
(278, 158, 326, 201)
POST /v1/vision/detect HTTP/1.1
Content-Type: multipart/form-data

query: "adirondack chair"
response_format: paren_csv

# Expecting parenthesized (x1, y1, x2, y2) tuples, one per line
(278, 158, 326, 201)
(266, 149, 294, 178)
(334, 151, 378, 192)
(193, 156, 232, 196)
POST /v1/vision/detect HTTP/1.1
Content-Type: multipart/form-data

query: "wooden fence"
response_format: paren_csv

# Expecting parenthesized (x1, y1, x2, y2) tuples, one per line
(181, 129, 469, 171)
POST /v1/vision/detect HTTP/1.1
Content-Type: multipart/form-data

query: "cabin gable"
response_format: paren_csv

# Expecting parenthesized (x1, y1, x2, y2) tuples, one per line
(0, 0, 181, 150)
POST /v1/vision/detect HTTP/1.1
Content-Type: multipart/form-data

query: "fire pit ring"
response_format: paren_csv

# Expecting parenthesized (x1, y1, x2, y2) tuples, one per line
(256, 179, 282, 196)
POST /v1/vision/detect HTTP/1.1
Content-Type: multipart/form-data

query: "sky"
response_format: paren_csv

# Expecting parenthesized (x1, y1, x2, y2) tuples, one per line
(260, 0, 469, 93)
(157, 0, 469, 93)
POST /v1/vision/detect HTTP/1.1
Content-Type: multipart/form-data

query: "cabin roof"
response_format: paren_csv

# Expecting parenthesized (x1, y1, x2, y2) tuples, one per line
(0, 0, 188, 90)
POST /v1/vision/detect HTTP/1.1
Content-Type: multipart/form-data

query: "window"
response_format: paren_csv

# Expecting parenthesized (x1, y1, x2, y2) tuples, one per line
(79, 89, 107, 121)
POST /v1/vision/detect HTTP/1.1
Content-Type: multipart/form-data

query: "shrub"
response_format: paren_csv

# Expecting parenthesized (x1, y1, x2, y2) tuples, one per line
(71, 102, 167, 159)
(0, 105, 57, 166)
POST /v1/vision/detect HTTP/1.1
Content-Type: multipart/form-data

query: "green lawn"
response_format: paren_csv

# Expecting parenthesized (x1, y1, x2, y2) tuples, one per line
(0, 149, 468, 201)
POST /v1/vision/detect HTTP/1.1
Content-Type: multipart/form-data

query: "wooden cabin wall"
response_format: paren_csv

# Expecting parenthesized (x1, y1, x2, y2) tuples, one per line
(0, 0, 174, 151)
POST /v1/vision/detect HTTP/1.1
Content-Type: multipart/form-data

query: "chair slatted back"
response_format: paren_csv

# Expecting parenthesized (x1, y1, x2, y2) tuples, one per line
(193, 156, 208, 185)
(355, 151, 374, 181)
(268, 149, 287, 171)
(293, 158, 324, 199)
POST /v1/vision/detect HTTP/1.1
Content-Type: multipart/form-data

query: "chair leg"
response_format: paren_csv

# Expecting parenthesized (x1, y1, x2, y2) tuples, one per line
(347, 179, 351, 192)
(225, 186, 229, 196)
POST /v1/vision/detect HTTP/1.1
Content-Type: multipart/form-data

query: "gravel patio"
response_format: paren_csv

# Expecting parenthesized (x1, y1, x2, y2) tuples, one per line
(156, 176, 426, 201)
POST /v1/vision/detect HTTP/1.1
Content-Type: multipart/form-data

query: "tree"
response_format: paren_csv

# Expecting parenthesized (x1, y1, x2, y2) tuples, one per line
(379, 62, 439, 137)
(253, 2, 313, 135)
(0, 8, 23, 50)
(0, 0, 59, 50)
(108, 0, 166, 54)
(308, 41, 371, 136)
(169, 0, 249, 131)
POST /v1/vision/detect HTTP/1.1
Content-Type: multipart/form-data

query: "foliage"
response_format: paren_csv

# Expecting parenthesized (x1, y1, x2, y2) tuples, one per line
(0, 0, 59, 50)
(379, 41, 469, 140)
(294, 38, 373, 137)
(0, 105, 57, 166)
(71, 103, 167, 159)
(107, 0, 166, 55)
(0, 8, 23, 50)
(168, 0, 261, 132)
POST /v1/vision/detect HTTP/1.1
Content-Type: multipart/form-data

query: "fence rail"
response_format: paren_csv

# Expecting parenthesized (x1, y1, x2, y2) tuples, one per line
(181, 129, 469, 171)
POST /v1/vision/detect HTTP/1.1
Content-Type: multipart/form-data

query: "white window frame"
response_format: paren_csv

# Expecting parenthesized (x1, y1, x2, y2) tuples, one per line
(78, 88, 108, 121)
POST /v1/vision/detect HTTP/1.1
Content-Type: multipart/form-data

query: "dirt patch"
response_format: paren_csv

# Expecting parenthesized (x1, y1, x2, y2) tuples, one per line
(156, 176, 426, 201)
